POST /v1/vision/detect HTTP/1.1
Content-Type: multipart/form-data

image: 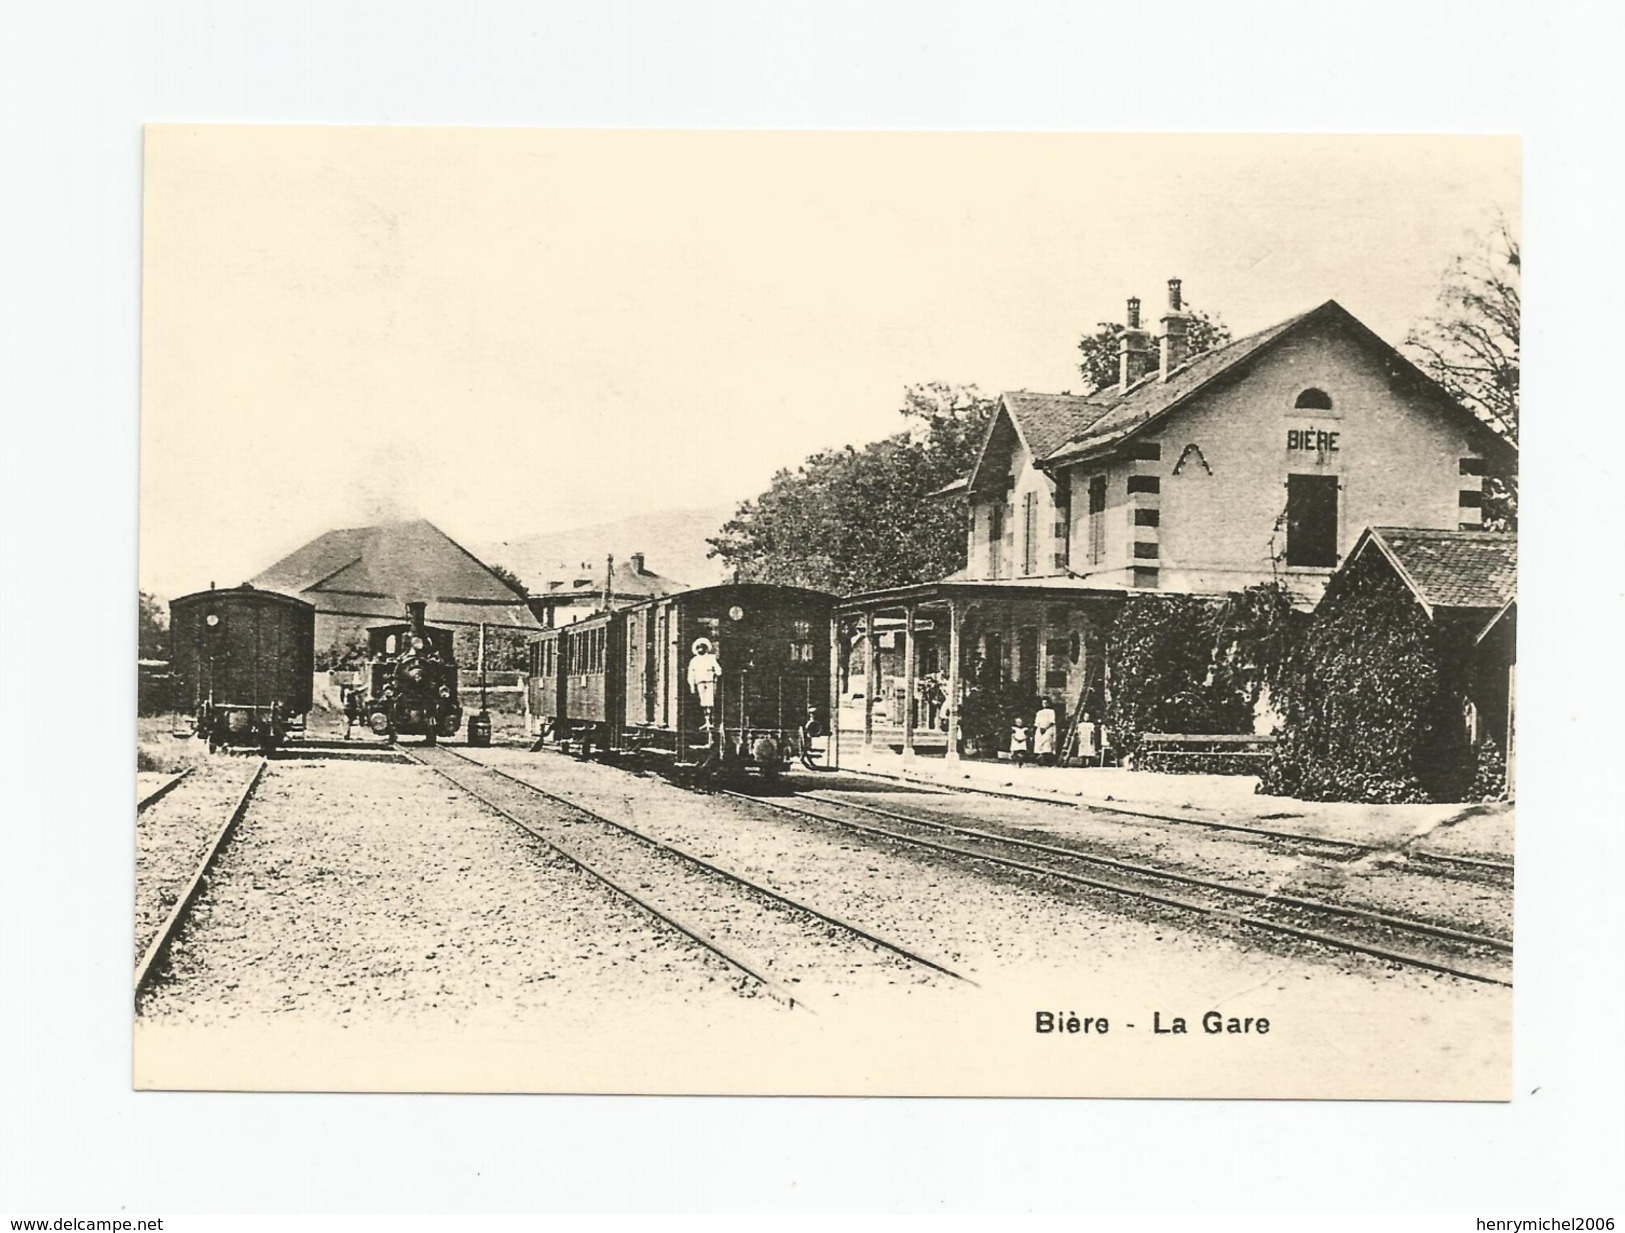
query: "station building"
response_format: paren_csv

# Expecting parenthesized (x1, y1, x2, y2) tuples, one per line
(837, 281, 1516, 759)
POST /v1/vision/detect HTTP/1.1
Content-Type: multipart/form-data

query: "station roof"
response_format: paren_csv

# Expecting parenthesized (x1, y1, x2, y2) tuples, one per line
(835, 574, 1149, 612)
(1350, 526, 1518, 619)
(965, 301, 1516, 483)
(1041, 309, 1315, 463)
(249, 519, 541, 629)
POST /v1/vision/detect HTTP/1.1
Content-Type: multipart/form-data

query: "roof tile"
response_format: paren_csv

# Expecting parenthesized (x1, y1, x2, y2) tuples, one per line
(1040, 308, 1314, 462)
(1370, 527, 1517, 612)
(249, 519, 541, 628)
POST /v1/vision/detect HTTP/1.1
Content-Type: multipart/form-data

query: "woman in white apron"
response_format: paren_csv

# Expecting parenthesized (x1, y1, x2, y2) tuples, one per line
(1033, 698, 1057, 766)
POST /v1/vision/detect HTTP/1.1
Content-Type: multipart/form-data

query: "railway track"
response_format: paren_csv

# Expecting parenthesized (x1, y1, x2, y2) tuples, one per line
(134, 758, 268, 1007)
(833, 766, 1514, 877)
(407, 745, 970, 1010)
(725, 786, 1513, 988)
(137, 766, 194, 813)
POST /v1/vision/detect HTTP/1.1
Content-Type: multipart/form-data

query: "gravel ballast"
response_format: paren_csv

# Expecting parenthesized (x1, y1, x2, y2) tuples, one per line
(138, 752, 769, 1027)
(135, 756, 264, 965)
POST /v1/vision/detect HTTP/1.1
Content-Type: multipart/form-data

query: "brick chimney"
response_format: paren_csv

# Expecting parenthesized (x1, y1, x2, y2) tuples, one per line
(1159, 277, 1189, 381)
(629, 552, 645, 574)
(1118, 296, 1153, 392)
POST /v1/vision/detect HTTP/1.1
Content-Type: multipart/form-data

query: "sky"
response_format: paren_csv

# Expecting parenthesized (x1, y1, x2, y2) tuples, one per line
(140, 129, 1520, 599)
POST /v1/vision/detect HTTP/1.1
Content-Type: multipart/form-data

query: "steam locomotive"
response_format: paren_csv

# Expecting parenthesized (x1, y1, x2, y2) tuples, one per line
(355, 601, 463, 742)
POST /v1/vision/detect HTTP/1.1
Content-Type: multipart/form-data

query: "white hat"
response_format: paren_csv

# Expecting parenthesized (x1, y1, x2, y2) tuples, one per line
(692, 638, 713, 655)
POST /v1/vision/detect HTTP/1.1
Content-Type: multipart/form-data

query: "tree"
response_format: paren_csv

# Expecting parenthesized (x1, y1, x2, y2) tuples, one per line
(138, 591, 169, 661)
(1406, 219, 1520, 440)
(1405, 218, 1520, 525)
(486, 563, 528, 597)
(314, 632, 368, 672)
(707, 383, 997, 594)
(1077, 306, 1232, 394)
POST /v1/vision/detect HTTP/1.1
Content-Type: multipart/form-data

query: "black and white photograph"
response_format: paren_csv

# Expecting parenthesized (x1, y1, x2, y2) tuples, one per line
(9, 0, 1625, 1221)
(133, 128, 1520, 1098)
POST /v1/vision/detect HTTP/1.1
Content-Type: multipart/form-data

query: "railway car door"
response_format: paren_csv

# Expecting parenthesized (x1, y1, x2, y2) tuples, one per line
(643, 611, 657, 723)
(656, 607, 669, 726)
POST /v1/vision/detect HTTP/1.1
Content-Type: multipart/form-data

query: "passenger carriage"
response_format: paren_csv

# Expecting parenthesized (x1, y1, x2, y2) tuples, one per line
(528, 583, 832, 775)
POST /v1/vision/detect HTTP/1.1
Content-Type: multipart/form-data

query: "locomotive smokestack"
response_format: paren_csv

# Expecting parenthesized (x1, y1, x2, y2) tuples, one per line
(406, 601, 427, 637)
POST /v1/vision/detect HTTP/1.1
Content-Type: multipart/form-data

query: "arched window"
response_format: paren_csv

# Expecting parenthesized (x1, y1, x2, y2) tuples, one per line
(1294, 387, 1333, 410)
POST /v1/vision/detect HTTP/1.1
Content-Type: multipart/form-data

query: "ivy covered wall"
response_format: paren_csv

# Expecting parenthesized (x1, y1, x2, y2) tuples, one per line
(1260, 550, 1478, 803)
(1102, 585, 1302, 758)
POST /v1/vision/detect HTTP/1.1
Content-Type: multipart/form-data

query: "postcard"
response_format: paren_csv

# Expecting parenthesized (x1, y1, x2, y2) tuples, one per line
(136, 127, 1519, 1098)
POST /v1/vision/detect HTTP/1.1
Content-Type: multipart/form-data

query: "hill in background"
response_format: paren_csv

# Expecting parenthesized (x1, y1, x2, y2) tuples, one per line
(476, 505, 734, 594)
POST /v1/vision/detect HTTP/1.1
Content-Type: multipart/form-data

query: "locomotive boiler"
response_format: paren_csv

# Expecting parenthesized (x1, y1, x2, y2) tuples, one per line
(358, 601, 462, 742)
(169, 585, 316, 752)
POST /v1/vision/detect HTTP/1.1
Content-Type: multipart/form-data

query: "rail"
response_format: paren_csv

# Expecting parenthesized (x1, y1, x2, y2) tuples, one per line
(134, 759, 268, 1006)
(723, 787, 1512, 988)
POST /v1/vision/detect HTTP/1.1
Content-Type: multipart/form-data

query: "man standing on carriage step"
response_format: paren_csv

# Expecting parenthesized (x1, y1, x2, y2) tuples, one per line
(688, 637, 722, 732)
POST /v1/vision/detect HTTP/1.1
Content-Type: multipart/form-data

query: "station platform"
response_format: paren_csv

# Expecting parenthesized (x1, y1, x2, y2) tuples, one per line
(825, 746, 1514, 864)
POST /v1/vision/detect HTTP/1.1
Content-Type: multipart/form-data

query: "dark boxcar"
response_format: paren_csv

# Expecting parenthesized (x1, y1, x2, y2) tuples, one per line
(528, 584, 831, 774)
(169, 585, 316, 751)
(620, 583, 832, 773)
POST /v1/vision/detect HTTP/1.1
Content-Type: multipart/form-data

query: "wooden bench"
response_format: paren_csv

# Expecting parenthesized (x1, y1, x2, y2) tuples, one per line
(1134, 733, 1276, 775)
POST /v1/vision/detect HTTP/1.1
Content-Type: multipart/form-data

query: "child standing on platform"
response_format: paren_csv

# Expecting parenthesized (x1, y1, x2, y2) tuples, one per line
(1010, 716, 1031, 767)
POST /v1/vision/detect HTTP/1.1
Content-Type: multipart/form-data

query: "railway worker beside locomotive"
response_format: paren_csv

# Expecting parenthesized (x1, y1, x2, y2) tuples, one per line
(341, 683, 366, 740)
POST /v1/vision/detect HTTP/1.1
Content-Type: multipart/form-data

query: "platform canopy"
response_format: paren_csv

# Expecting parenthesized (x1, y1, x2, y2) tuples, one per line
(833, 576, 1141, 763)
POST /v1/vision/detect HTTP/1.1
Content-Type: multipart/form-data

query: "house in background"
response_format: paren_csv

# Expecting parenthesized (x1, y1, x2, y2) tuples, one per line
(837, 280, 1517, 759)
(250, 518, 541, 661)
(525, 553, 688, 628)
